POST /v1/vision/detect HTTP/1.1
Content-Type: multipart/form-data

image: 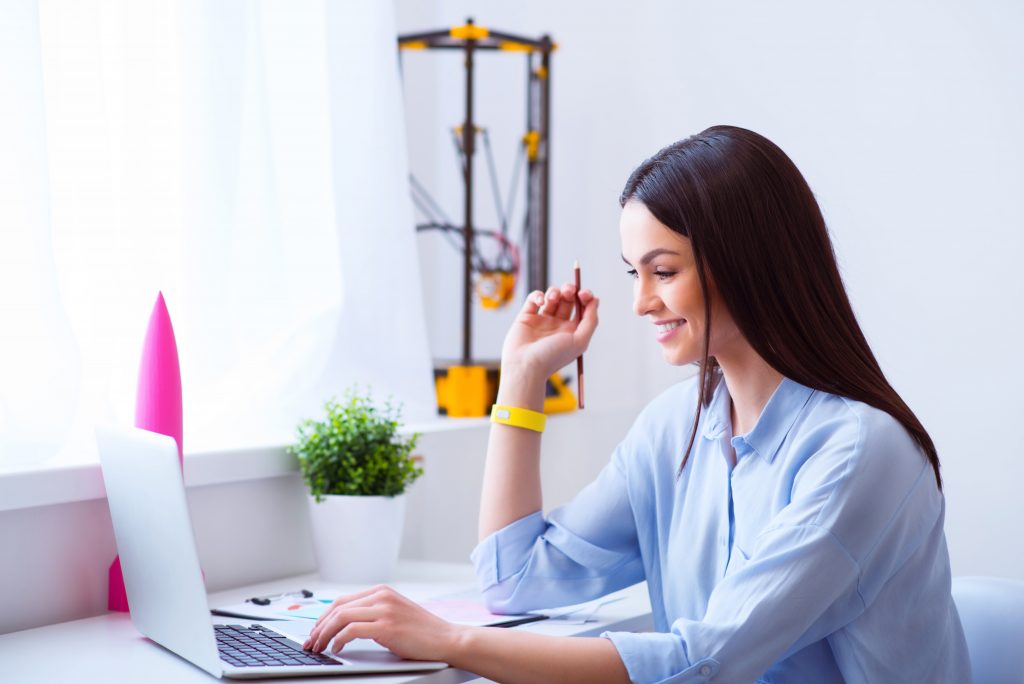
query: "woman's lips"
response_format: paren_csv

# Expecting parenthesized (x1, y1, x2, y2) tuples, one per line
(656, 320, 685, 343)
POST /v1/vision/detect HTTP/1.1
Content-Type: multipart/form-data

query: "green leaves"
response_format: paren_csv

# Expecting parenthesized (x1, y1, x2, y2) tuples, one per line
(289, 389, 423, 501)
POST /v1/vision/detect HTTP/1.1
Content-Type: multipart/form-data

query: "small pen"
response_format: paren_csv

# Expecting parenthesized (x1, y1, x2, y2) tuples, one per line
(246, 589, 313, 606)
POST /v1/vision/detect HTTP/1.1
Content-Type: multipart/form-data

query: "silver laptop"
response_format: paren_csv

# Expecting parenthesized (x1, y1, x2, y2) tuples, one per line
(97, 426, 448, 679)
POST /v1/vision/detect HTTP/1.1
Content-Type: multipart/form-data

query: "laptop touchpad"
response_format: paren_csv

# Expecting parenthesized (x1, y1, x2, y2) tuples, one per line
(335, 640, 404, 664)
(333, 643, 401, 663)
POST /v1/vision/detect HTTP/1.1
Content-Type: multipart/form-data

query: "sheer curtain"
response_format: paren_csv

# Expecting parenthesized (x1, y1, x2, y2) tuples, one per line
(0, 0, 435, 470)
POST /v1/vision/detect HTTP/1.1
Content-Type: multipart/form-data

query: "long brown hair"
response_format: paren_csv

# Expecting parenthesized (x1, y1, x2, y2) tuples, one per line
(620, 125, 941, 489)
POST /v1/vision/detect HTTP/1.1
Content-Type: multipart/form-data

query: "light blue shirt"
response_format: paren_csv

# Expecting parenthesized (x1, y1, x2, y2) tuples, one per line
(471, 375, 971, 683)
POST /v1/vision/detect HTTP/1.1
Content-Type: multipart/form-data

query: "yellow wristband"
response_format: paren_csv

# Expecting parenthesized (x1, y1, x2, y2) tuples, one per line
(490, 404, 547, 433)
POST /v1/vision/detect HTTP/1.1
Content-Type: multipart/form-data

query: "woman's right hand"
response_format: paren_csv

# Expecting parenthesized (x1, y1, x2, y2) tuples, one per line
(500, 283, 599, 381)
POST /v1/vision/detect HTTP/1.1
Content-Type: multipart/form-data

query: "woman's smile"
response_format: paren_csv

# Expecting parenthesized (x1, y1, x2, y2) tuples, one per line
(655, 319, 686, 343)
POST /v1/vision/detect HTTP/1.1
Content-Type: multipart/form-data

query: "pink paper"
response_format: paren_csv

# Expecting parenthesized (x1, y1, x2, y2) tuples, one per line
(420, 598, 509, 624)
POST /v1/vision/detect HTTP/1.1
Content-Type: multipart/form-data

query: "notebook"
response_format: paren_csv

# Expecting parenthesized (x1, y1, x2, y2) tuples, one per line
(96, 426, 448, 678)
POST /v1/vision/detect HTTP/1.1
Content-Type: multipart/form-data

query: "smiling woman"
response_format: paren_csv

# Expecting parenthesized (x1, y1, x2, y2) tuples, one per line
(620, 210, 725, 369)
(307, 126, 971, 684)
(619, 127, 944, 483)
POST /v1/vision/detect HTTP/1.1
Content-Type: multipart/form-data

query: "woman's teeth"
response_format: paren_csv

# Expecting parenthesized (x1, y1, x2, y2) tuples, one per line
(657, 321, 683, 333)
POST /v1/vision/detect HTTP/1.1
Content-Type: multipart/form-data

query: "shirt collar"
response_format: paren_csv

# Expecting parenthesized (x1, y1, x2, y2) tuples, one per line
(702, 375, 814, 464)
(700, 372, 731, 441)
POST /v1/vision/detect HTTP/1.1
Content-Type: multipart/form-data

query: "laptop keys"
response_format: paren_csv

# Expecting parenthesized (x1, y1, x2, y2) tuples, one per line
(215, 624, 342, 667)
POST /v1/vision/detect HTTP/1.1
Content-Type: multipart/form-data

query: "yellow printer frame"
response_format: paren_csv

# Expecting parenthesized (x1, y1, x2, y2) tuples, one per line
(400, 20, 575, 417)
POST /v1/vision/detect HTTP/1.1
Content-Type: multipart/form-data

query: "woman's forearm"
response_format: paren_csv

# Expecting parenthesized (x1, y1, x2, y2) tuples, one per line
(448, 627, 631, 684)
(478, 365, 548, 540)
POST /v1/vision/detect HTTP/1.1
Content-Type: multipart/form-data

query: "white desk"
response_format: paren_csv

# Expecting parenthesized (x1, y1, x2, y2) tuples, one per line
(0, 560, 654, 683)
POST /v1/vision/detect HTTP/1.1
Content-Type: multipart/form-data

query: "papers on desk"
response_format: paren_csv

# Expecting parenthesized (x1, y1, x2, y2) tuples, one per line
(210, 588, 547, 628)
(210, 593, 335, 621)
(418, 589, 547, 628)
(534, 595, 627, 624)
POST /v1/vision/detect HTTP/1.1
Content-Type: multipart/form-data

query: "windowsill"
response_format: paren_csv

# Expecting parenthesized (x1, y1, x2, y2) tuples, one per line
(0, 416, 491, 514)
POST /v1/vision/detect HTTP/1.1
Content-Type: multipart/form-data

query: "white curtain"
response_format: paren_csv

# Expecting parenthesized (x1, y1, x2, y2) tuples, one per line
(0, 0, 436, 468)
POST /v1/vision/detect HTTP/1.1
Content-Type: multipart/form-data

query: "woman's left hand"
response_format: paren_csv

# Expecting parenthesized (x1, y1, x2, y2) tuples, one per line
(303, 584, 463, 662)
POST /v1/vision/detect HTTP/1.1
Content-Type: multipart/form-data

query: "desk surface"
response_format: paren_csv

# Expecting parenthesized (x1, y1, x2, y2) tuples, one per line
(0, 560, 653, 683)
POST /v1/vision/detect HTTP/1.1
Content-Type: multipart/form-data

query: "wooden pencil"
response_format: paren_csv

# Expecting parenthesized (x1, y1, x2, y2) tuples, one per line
(574, 260, 584, 409)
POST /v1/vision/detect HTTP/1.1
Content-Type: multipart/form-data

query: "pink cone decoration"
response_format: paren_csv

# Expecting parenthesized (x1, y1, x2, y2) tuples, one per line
(108, 292, 183, 612)
(133, 292, 183, 461)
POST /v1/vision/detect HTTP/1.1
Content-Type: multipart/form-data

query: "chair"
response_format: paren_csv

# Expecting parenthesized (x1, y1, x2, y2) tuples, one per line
(951, 576, 1024, 684)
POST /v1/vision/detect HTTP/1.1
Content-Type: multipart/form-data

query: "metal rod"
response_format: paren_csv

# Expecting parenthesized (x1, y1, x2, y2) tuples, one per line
(525, 54, 538, 293)
(539, 38, 552, 294)
(462, 19, 476, 365)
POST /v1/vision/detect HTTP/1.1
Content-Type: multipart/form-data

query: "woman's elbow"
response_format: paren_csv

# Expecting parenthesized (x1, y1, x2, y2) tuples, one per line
(478, 580, 538, 615)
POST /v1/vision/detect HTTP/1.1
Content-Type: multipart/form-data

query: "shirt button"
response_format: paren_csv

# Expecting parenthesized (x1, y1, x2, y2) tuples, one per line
(699, 664, 712, 676)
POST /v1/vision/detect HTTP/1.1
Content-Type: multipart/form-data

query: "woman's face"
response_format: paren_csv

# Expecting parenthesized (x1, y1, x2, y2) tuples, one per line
(619, 200, 741, 366)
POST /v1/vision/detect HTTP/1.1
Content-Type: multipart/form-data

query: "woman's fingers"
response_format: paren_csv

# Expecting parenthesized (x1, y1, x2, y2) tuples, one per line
(308, 586, 395, 646)
(573, 294, 600, 345)
(554, 283, 576, 320)
(538, 286, 561, 315)
(312, 585, 384, 631)
(520, 285, 591, 322)
(306, 594, 385, 647)
(330, 622, 379, 654)
(298, 585, 461, 663)
(307, 606, 381, 652)
(533, 283, 579, 321)
(519, 290, 545, 315)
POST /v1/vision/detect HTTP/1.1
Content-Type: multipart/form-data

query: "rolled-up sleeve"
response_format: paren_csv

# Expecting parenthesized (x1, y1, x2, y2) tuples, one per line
(471, 444, 645, 614)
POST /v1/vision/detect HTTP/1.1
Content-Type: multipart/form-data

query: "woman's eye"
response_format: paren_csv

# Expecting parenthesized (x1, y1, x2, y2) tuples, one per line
(625, 268, 675, 280)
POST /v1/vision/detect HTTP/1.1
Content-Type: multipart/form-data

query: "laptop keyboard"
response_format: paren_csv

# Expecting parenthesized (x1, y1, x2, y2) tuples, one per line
(215, 624, 343, 668)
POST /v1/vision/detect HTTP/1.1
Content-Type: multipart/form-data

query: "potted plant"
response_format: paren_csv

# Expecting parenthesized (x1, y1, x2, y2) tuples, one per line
(289, 389, 422, 583)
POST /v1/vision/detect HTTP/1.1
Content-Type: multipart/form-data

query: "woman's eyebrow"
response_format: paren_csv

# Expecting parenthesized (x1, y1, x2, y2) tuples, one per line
(620, 248, 681, 266)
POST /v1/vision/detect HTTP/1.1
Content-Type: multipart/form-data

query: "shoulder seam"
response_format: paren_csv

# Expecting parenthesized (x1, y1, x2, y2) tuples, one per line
(809, 407, 864, 528)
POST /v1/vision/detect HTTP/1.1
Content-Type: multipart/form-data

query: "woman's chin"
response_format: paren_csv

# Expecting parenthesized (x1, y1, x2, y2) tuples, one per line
(661, 346, 699, 367)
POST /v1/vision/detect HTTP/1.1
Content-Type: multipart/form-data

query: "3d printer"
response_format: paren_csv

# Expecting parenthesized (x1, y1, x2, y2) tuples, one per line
(399, 19, 576, 417)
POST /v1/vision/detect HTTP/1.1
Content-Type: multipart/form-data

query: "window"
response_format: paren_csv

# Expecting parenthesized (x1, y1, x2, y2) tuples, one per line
(0, 0, 435, 472)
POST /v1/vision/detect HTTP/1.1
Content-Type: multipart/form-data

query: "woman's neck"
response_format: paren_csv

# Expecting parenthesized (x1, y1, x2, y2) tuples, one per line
(716, 343, 783, 437)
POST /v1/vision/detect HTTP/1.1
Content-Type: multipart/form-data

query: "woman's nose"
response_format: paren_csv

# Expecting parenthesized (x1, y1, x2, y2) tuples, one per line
(633, 282, 659, 317)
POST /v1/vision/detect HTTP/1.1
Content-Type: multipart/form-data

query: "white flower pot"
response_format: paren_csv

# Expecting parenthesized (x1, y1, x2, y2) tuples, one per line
(306, 494, 406, 584)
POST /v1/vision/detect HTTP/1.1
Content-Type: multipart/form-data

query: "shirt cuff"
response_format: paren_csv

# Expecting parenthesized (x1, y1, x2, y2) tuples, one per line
(470, 511, 547, 591)
(603, 630, 721, 684)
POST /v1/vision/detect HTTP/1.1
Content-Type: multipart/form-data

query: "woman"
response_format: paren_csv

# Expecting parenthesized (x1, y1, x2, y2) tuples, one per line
(304, 126, 971, 683)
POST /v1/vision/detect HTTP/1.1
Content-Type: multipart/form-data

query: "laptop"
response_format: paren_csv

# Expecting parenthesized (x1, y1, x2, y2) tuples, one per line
(96, 426, 448, 679)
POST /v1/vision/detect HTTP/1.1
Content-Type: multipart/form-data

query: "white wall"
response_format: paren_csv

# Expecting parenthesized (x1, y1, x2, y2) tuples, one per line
(396, 0, 1024, 579)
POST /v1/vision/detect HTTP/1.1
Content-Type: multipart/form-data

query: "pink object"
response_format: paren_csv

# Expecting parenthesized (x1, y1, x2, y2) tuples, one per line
(108, 291, 184, 612)
(134, 292, 183, 461)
